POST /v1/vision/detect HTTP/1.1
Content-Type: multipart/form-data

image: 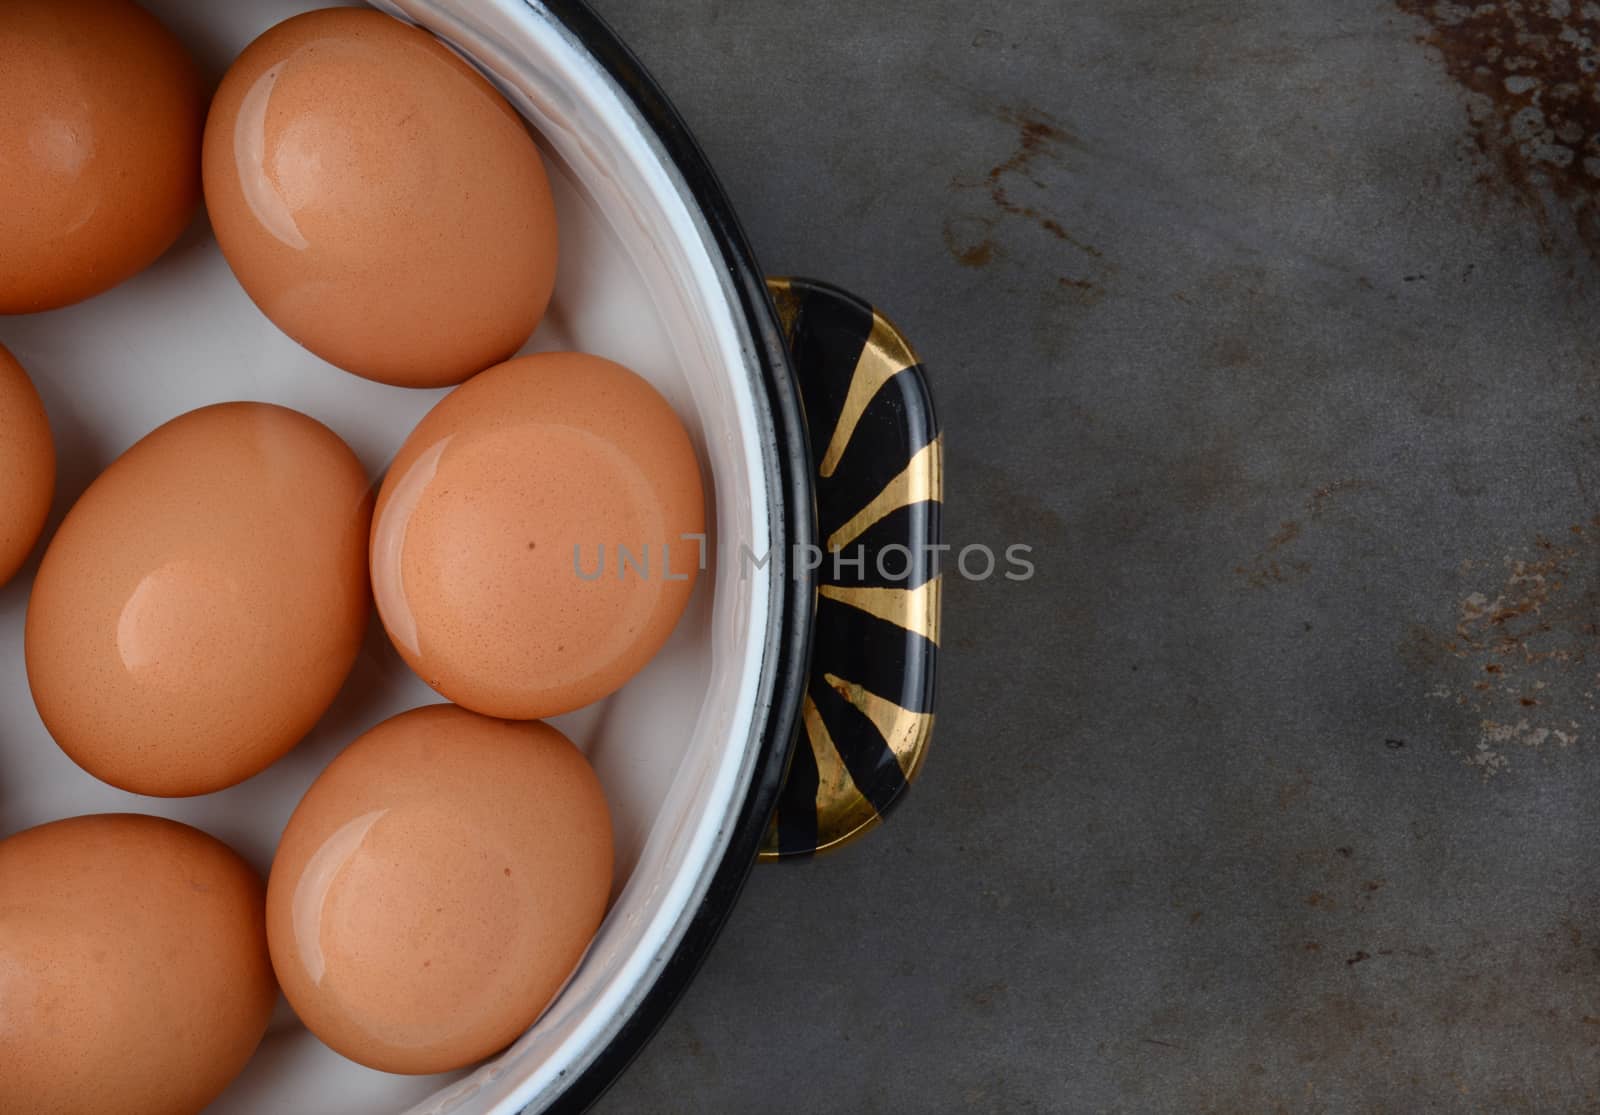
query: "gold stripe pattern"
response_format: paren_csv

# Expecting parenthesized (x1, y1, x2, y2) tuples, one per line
(801, 692, 884, 853)
(768, 278, 801, 343)
(822, 673, 935, 782)
(826, 434, 943, 553)
(817, 577, 942, 647)
(819, 312, 919, 478)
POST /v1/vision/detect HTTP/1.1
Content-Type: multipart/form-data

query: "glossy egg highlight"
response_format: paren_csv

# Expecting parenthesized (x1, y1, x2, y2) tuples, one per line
(267, 704, 614, 1074)
(202, 8, 560, 387)
(0, 0, 203, 314)
(0, 814, 277, 1115)
(371, 352, 706, 719)
(26, 402, 372, 796)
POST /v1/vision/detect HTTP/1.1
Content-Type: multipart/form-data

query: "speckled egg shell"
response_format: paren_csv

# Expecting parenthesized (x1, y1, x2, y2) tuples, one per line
(0, 814, 277, 1115)
(202, 7, 560, 388)
(267, 705, 614, 1074)
(0, 344, 54, 585)
(371, 352, 706, 720)
(25, 402, 372, 797)
(0, 0, 203, 314)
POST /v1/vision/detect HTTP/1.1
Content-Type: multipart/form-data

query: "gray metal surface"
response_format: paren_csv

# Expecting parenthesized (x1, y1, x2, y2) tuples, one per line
(587, 2, 1600, 1111)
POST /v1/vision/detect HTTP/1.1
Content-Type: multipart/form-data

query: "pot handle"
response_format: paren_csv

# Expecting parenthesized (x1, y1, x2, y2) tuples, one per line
(758, 278, 943, 860)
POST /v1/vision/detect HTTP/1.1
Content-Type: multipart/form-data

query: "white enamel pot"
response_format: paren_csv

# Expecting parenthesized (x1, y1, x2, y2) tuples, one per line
(0, 1, 942, 1111)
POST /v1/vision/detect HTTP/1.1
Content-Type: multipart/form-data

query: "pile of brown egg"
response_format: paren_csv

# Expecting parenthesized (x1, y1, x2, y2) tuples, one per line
(0, 4, 706, 1111)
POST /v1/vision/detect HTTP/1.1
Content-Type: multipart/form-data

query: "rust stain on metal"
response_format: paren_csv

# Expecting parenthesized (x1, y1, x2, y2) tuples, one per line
(943, 104, 1105, 285)
(1235, 519, 1312, 589)
(1056, 274, 1104, 298)
(1411, 520, 1600, 776)
(985, 109, 1098, 255)
(941, 216, 998, 268)
(1397, 0, 1600, 252)
(1305, 478, 1368, 520)
(1233, 482, 1375, 591)
(1267, 520, 1303, 552)
(952, 240, 994, 268)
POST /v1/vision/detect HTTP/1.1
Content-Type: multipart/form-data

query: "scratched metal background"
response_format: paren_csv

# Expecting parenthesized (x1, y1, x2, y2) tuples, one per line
(584, 1, 1600, 1112)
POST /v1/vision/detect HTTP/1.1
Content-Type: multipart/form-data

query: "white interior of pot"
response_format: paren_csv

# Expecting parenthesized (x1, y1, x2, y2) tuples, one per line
(0, 1, 775, 1111)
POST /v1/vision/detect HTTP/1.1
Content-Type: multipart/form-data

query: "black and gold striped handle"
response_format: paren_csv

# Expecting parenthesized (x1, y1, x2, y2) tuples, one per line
(760, 278, 942, 860)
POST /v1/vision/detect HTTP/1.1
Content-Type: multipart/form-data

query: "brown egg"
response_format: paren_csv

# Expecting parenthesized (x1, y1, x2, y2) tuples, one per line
(0, 814, 276, 1115)
(202, 8, 559, 388)
(0, 0, 203, 314)
(371, 353, 705, 719)
(26, 402, 371, 796)
(0, 344, 54, 585)
(267, 704, 613, 1074)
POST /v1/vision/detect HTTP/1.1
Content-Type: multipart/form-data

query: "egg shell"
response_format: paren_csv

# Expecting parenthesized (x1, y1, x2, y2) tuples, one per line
(267, 704, 614, 1075)
(202, 7, 559, 388)
(0, 814, 276, 1115)
(0, 0, 203, 314)
(0, 343, 55, 585)
(25, 402, 372, 797)
(371, 352, 706, 720)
